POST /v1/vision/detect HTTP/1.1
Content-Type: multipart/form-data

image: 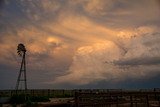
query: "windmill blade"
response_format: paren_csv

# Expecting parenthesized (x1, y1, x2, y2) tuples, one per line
(17, 43, 26, 52)
(17, 43, 26, 57)
(17, 50, 22, 57)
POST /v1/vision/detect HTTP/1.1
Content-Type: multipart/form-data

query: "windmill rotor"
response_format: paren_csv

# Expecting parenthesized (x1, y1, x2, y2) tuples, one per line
(17, 43, 26, 56)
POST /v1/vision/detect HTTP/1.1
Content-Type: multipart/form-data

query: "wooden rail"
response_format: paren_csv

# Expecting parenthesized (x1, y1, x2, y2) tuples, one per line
(0, 89, 74, 98)
(75, 90, 160, 107)
(1, 89, 160, 106)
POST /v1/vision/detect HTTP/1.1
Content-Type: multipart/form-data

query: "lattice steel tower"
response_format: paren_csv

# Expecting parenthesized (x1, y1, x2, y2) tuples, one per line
(15, 43, 27, 93)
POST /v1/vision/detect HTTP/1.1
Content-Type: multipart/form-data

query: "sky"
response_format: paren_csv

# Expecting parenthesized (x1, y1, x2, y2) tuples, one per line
(0, 0, 160, 89)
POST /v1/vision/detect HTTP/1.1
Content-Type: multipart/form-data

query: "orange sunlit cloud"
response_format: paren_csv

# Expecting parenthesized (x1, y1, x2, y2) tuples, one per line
(0, 0, 160, 89)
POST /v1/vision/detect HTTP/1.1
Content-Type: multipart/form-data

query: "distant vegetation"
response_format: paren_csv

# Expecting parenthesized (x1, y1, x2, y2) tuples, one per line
(10, 94, 50, 104)
(0, 89, 74, 98)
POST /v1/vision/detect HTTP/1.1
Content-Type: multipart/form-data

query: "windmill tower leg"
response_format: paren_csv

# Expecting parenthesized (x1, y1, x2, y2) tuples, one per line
(23, 52, 27, 92)
(15, 52, 27, 90)
(15, 51, 27, 99)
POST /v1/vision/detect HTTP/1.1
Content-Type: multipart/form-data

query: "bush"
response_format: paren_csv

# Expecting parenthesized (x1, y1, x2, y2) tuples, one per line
(10, 94, 50, 104)
(29, 96, 50, 102)
(10, 94, 26, 104)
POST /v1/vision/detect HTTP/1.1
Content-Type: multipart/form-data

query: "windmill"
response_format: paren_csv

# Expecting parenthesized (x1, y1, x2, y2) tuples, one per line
(15, 43, 27, 96)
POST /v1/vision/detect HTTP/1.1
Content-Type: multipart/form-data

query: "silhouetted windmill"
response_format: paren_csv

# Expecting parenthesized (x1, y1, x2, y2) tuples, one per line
(15, 43, 27, 95)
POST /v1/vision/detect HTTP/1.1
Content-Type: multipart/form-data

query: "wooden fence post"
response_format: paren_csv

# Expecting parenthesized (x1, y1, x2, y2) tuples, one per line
(75, 92, 79, 107)
(48, 89, 50, 97)
(146, 95, 149, 107)
(130, 95, 133, 107)
(116, 96, 119, 107)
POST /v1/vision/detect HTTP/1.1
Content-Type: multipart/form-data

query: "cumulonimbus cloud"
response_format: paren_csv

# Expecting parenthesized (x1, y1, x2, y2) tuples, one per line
(53, 26, 160, 85)
(0, 0, 160, 88)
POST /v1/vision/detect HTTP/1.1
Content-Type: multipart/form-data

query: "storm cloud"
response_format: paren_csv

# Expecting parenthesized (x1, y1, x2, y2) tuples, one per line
(0, 0, 160, 89)
(114, 57, 160, 66)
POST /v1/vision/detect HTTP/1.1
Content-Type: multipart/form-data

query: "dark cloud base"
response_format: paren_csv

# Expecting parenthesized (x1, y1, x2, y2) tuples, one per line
(1, 62, 159, 89)
(114, 57, 160, 66)
(51, 74, 160, 89)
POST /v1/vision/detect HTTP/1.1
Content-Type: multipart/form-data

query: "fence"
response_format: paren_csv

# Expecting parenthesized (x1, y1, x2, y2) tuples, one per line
(0, 89, 74, 98)
(75, 89, 160, 107)
(1, 89, 160, 106)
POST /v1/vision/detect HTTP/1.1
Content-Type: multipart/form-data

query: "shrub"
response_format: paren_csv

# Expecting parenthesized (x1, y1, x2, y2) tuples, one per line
(29, 96, 50, 102)
(10, 94, 50, 104)
(10, 94, 26, 104)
